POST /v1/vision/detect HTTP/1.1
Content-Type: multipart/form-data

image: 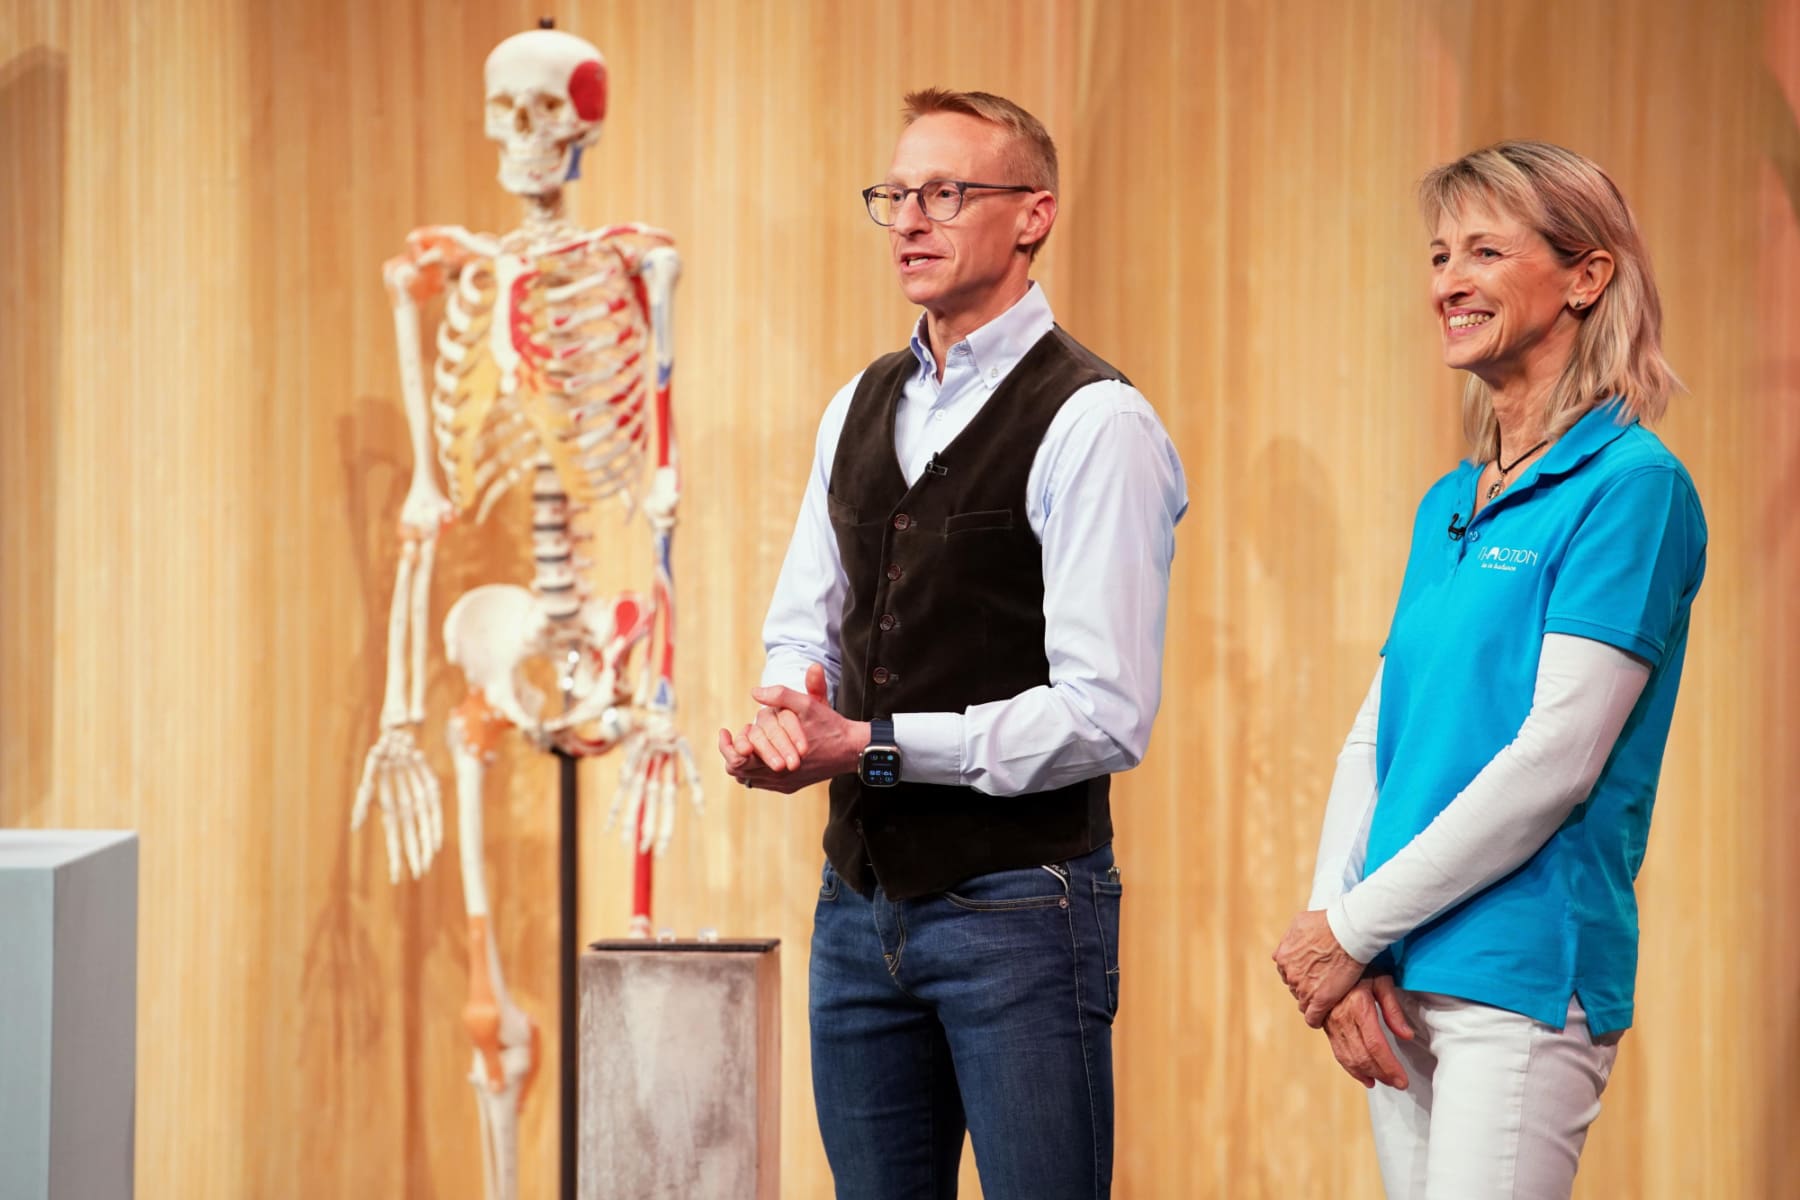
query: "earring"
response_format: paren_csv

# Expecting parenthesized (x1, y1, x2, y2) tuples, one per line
(1572, 298, 1585, 309)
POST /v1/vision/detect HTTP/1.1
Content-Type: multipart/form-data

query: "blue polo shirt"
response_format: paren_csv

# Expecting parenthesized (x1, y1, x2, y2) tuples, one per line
(1370, 400, 1707, 1034)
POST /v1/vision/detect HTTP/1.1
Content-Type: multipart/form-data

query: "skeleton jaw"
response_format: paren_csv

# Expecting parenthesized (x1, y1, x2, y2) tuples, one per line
(495, 140, 583, 197)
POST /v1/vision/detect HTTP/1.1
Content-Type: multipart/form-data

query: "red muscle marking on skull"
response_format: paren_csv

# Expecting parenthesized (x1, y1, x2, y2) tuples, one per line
(569, 60, 607, 121)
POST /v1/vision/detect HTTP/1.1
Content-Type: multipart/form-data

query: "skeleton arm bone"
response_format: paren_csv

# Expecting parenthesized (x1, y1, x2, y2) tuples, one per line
(386, 226, 494, 538)
(352, 227, 493, 881)
(606, 241, 701, 856)
(379, 226, 495, 720)
(635, 245, 681, 701)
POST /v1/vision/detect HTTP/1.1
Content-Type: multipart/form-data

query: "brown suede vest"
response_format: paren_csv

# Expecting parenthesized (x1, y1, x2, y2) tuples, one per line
(824, 326, 1125, 899)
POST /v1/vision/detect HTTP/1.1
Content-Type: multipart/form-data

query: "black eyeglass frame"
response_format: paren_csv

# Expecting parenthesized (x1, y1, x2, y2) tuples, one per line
(861, 179, 1038, 226)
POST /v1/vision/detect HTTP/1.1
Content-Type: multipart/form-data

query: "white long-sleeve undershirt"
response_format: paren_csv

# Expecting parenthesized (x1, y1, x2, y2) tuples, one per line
(1310, 633, 1652, 964)
(1307, 665, 1384, 911)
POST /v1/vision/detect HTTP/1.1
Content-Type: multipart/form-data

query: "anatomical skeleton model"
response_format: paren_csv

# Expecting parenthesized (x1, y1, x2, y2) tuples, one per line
(349, 27, 701, 1200)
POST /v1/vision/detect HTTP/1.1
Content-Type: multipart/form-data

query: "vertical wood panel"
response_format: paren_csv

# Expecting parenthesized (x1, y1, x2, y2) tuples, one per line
(2, 2, 1794, 1196)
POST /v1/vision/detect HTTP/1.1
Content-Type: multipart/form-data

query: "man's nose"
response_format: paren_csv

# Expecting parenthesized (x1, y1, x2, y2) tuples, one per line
(893, 190, 932, 235)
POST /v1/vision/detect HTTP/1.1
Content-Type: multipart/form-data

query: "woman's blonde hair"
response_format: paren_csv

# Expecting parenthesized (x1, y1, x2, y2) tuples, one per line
(1419, 140, 1679, 460)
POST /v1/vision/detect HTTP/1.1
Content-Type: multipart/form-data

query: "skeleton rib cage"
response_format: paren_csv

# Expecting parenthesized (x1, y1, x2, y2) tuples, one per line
(431, 227, 669, 551)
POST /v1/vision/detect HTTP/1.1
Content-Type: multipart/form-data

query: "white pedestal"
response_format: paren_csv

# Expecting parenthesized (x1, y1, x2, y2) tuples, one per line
(578, 939, 780, 1200)
(0, 831, 138, 1200)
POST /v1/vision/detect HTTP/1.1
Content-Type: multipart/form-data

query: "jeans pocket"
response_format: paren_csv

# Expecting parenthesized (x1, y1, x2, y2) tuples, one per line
(944, 864, 1070, 911)
(818, 860, 839, 903)
(1092, 876, 1122, 1016)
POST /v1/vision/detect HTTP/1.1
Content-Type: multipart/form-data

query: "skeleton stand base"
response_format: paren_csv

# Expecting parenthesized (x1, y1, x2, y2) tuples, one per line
(578, 940, 781, 1200)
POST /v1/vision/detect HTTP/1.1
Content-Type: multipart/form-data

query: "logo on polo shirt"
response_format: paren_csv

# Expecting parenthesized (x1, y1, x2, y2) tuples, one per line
(1478, 545, 1540, 572)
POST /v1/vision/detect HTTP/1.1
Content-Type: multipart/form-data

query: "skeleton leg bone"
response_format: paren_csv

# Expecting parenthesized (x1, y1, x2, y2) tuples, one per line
(451, 699, 541, 1200)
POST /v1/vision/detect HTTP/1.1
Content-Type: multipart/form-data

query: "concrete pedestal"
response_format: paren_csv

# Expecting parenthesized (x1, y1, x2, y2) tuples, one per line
(0, 830, 139, 1200)
(578, 939, 779, 1200)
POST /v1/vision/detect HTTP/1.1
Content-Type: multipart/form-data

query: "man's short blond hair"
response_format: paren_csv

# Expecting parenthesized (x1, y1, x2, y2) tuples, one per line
(902, 88, 1058, 256)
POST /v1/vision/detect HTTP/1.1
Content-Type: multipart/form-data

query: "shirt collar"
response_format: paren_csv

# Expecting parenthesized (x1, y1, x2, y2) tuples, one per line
(907, 282, 1056, 387)
(1521, 396, 1637, 483)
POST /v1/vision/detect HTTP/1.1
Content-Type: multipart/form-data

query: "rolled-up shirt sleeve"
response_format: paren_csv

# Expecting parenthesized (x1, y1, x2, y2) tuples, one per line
(896, 383, 1188, 794)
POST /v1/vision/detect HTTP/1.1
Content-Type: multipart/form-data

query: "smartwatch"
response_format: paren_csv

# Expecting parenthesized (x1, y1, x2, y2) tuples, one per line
(858, 717, 902, 788)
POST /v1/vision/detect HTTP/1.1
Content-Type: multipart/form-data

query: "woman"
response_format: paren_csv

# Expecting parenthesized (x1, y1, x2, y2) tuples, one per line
(1272, 140, 1707, 1198)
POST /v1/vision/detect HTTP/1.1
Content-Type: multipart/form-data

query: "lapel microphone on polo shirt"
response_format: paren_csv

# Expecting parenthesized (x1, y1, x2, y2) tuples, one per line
(1447, 511, 1468, 540)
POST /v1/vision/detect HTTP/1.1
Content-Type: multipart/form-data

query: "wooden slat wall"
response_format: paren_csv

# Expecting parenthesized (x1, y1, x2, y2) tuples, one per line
(2, 1, 1795, 1196)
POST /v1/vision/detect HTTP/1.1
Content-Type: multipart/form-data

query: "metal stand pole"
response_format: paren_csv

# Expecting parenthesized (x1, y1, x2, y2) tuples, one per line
(557, 748, 578, 1200)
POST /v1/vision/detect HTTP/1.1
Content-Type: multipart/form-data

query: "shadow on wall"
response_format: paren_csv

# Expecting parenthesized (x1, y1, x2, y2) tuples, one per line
(0, 46, 66, 824)
(1235, 433, 1381, 902)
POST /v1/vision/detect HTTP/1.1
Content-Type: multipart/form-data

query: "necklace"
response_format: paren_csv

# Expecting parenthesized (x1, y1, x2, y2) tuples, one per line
(1486, 438, 1549, 501)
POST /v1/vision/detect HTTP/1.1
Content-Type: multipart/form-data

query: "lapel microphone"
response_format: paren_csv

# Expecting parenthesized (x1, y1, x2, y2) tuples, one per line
(1447, 512, 1467, 540)
(925, 453, 949, 477)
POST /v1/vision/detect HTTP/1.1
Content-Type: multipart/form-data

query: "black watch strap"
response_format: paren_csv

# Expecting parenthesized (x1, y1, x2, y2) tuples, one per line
(859, 717, 903, 788)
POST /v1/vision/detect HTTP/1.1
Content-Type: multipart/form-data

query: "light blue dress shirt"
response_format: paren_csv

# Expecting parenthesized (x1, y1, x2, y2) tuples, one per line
(760, 283, 1189, 796)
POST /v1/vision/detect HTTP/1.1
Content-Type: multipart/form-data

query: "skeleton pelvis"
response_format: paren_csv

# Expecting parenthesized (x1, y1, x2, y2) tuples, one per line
(443, 584, 640, 741)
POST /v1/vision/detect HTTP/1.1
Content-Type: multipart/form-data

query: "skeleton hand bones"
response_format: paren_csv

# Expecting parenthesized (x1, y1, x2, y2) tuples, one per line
(353, 726, 445, 882)
(607, 708, 704, 855)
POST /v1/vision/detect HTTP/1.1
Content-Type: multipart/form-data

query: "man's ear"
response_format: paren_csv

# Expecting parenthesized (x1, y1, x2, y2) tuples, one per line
(1018, 190, 1057, 252)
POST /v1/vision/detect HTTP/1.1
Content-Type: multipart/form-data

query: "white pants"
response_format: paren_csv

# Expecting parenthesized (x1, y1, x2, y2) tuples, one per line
(1366, 991, 1620, 1200)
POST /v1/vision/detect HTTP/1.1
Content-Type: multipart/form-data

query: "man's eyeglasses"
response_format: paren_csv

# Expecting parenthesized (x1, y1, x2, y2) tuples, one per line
(862, 180, 1037, 226)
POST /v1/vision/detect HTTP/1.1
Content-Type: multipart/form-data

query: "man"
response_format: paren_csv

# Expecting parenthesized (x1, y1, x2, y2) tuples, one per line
(718, 89, 1186, 1199)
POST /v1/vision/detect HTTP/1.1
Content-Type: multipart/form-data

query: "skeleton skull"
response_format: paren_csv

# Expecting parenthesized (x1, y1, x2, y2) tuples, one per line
(484, 30, 608, 197)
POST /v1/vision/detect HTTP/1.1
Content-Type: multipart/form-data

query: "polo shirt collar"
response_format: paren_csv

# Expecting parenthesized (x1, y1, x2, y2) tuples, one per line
(1532, 396, 1637, 479)
(1489, 396, 1637, 502)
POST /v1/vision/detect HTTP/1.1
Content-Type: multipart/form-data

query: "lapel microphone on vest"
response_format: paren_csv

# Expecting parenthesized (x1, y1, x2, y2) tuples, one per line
(1447, 512, 1468, 540)
(925, 452, 949, 477)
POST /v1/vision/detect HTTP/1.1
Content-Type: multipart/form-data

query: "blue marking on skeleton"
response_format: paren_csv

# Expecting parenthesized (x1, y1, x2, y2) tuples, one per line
(653, 678, 674, 708)
(565, 144, 585, 183)
(655, 533, 673, 576)
(657, 362, 672, 387)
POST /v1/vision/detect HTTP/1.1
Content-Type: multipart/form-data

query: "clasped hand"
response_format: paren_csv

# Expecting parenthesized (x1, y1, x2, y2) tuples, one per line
(1273, 909, 1415, 1089)
(717, 662, 869, 793)
(1272, 909, 1367, 1027)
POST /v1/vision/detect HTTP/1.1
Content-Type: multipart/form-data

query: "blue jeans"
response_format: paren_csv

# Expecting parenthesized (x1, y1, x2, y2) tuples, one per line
(809, 844, 1122, 1200)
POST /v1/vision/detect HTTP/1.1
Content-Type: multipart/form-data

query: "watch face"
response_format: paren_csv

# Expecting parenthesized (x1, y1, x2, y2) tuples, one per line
(859, 748, 902, 787)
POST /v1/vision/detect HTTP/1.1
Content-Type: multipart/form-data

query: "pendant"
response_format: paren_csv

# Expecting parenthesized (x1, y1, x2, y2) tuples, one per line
(1486, 478, 1503, 501)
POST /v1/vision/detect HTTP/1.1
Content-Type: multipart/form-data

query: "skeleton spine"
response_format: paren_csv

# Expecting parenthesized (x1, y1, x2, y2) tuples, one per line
(529, 455, 584, 627)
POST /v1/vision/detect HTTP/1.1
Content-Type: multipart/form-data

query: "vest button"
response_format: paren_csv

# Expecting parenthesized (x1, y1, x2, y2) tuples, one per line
(878, 614, 896, 631)
(893, 513, 911, 531)
(886, 564, 903, 581)
(872, 667, 891, 685)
